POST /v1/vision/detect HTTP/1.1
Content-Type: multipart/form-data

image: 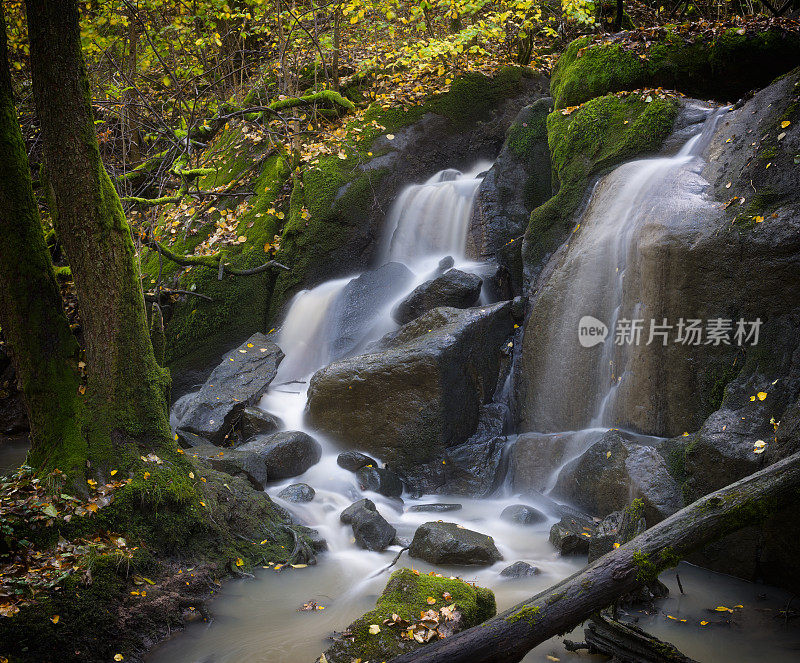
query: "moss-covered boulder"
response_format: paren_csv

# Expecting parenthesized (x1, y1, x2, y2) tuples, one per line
(551, 23, 800, 110)
(319, 568, 496, 663)
(521, 92, 679, 281)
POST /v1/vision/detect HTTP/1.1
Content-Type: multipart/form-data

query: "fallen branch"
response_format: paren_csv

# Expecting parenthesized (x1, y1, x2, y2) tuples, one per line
(145, 238, 289, 279)
(390, 450, 800, 663)
(564, 612, 699, 662)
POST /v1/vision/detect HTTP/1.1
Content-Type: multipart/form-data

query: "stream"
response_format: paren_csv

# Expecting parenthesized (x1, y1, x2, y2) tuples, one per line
(146, 115, 800, 662)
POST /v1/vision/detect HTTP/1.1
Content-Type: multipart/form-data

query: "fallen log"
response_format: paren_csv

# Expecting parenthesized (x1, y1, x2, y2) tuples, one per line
(390, 450, 800, 663)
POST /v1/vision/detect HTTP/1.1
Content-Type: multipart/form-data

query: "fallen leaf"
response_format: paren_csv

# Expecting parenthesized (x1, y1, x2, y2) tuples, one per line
(757, 391, 767, 401)
(781, 120, 791, 129)
(369, 624, 381, 635)
(50, 615, 59, 624)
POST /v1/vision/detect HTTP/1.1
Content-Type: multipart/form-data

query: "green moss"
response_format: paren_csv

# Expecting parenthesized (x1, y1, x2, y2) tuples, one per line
(633, 546, 681, 582)
(323, 568, 495, 663)
(551, 27, 800, 109)
(505, 603, 541, 625)
(523, 93, 679, 274)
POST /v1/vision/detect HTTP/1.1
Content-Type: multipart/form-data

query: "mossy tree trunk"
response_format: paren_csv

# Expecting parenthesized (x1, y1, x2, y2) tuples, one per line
(26, 0, 174, 471)
(0, 5, 83, 470)
(390, 450, 800, 663)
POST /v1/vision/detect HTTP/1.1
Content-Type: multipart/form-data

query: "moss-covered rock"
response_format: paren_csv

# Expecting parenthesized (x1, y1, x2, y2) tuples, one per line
(319, 568, 496, 663)
(551, 25, 800, 110)
(522, 93, 679, 280)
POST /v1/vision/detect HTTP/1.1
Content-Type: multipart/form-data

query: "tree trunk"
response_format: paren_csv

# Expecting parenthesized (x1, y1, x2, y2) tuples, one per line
(26, 0, 172, 468)
(332, 1, 341, 91)
(0, 4, 83, 469)
(613, 0, 624, 31)
(390, 450, 800, 663)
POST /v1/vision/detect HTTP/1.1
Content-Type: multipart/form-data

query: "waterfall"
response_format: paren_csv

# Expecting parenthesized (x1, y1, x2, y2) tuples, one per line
(382, 162, 491, 264)
(521, 105, 727, 435)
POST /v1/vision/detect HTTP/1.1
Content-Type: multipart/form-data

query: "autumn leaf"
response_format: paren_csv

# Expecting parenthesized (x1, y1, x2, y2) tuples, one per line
(368, 624, 381, 635)
(50, 615, 60, 624)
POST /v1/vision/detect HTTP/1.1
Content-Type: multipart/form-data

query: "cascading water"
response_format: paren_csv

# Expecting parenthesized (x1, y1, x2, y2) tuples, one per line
(517, 104, 728, 485)
(150, 112, 800, 663)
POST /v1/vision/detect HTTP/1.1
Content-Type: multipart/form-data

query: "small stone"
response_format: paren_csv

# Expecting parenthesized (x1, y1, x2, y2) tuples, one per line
(499, 561, 540, 578)
(500, 504, 547, 526)
(277, 483, 315, 503)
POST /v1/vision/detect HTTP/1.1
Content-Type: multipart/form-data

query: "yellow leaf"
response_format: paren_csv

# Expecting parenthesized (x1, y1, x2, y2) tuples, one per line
(114, 656, 124, 662)
(110, 469, 117, 476)
(143, 472, 150, 480)
(613, 542, 621, 548)
(235, 558, 244, 567)
(51, 615, 59, 624)
(781, 120, 791, 129)
(189, 472, 195, 479)
(714, 606, 733, 612)
(757, 391, 767, 401)
(426, 597, 436, 604)
(700, 620, 709, 626)
(606, 451, 612, 458)
(368, 624, 381, 635)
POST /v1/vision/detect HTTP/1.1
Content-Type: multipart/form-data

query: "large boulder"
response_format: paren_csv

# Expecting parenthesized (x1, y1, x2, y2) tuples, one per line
(319, 568, 496, 663)
(340, 499, 396, 551)
(548, 512, 596, 556)
(409, 522, 502, 566)
(307, 303, 514, 487)
(176, 333, 283, 444)
(551, 429, 683, 525)
(392, 269, 483, 325)
(238, 406, 283, 440)
(237, 430, 322, 481)
(510, 430, 594, 495)
(186, 443, 269, 490)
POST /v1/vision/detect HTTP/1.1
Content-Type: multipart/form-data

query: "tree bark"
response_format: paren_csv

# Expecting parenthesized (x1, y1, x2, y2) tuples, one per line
(0, 4, 83, 469)
(26, 0, 172, 466)
(390, 450, 800, 663)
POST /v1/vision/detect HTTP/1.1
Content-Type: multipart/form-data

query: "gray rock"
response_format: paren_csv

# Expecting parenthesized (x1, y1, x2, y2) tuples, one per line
(328, 262, 415, 358)
(499, 561, 540, 578)
(470, 98, 553, 292)
(587, 511, 623, 563)
(409, 521, 503, 566)
(307, 303, 514, 489)
(500, 504, 547, 526)
(511, 296, 525, 321)
(355, 465, 403, 498)
(187, 443, 268, 490)
(277, 483, 315, 503)
(551, 429, 683, 525)
(510, 431, 583, 495)
(548, 509, 596, 556)
(238, 430, 322, 481)
(337, 451, 378, 472)
(238, 406, 283, 440)
(437, 256, 455, 272)
(392, 269, 483, 324)
(340, 499, 396, 551)
(177, 333, 283, 444)
(407, 503, 463, 513)
(175, 429, 209, 449)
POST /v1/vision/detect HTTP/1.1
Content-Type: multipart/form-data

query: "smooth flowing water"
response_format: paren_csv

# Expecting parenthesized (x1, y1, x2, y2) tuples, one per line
(151, 131, 800, 663)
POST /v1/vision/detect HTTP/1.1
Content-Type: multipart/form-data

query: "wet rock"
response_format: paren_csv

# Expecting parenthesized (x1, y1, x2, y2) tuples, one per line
(499, 561, 540, 578)
(356, 465, 403, 498)
(237, 430, 322, 481)
(188, 443, 268, 490)
(337, 451, 378, 472)
(328, 262, 415, 359)
(392, 269, 483, 324)
(177, 333, 283, 445)
(175, 429, 210, 449)
(587, 511, 623, 563)
(307, 303, 514, 489)
(170, 391, 197, 431)
(277, 483, 315, 503)
(511, 295, 525, 321)
(551, 429, 683, 525)
(549, 512, 595, 555)
(437, 255, 455, 272)
(407, 503, 463, 513)
(510, 431, 578, 495)
(500, 504, 547, 526)
(470, 98, 553, 293)
(320, 568, 496, 663)
(340, 498, 396, 551)
(238, 406, 283, 440)
(409, 522, 502, 566)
